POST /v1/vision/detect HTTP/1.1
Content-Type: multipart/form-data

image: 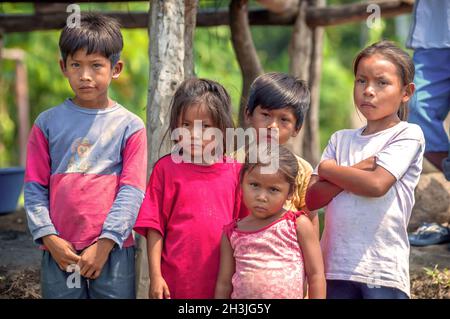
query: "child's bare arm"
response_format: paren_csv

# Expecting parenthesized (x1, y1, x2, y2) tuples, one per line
(147, 229, 170, 299)
(306, 156, 378, 210)
(301, 207, 320, 240)
(215, 234, 235, 299)
(318, 159, 396, 197)
(296, 215, 326, 299)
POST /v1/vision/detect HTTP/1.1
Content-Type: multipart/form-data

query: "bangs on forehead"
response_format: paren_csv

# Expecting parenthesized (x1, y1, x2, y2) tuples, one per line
(179, 99, 219, 123)
(70, 35, 114, 58)
(61, 31, 121, 62)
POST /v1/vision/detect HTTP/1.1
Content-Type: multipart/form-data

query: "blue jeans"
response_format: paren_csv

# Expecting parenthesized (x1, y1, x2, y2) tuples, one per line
(41, 246, 136, 299)
(409, 48, 450, 180)
(326, 280, 409, 299)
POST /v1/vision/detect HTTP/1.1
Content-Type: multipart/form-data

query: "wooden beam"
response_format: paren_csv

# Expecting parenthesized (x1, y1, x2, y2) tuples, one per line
(306, 0, 414, 27)
(256, 0, 299, 15)
(34, 3, 68, 14)
(0, 9, 288, 33)
(0, 1, 414, 33)
(0, 12, 150, 33)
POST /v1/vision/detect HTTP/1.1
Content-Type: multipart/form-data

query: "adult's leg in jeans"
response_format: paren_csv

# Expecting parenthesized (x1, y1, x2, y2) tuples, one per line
(409, 48, 450, 171)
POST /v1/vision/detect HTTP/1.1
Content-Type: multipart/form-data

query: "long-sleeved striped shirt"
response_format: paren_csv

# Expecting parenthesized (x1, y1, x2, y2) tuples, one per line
(24, 98, 147, 250)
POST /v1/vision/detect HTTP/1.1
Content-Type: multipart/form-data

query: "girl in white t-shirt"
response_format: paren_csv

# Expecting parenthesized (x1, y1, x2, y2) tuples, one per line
(306, 40, 425, 299)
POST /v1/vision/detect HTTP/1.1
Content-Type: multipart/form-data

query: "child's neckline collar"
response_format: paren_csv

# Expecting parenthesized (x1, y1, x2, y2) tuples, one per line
(65, 98, 120, 114)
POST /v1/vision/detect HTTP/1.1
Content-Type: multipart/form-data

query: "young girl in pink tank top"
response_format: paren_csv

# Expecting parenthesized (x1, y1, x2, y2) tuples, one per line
(215, 146, 326, 299)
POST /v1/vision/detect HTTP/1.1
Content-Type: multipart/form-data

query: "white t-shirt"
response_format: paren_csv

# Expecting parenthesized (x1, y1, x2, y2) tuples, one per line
(313, 121, 425, 296)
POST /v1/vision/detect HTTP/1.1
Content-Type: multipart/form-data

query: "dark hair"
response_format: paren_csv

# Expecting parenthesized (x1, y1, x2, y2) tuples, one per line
(240, 145, 299, 196)
(246, 72, 310, 130)
(166, 78, 235, 152)
(59, 13, 123, 67)
(353, 40, 415, 121)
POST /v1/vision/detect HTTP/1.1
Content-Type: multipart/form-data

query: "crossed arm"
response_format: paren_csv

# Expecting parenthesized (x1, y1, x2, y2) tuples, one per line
(305, 156, 397, 211)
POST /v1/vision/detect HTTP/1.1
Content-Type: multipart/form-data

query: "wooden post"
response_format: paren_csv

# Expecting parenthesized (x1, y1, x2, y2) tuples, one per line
(135, 0, 197, 299)
(230, 0, 264, 127)
(16, 57, 30, 167)
(1, 49, 30, 167)
(288, 0, 324, 166)
(184, 0, 198, 79)
(0, 28, 3, 67)
(288, 0, 311, 158)
(302, 0, 325, 166)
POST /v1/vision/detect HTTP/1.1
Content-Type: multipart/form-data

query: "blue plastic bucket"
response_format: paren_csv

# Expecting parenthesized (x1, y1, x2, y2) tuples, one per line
(0, 167, 25, 214)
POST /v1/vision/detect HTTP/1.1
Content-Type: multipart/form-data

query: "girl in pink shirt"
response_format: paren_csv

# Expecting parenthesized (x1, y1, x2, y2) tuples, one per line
(215, 146, 326, 299)
(134, 78, 248, 299)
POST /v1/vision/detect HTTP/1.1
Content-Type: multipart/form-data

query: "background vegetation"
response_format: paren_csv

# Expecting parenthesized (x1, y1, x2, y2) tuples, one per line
(0, 0, 411, 167)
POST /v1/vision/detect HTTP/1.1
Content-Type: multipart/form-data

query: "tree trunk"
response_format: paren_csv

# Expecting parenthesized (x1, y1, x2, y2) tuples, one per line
(230, 0, 264, 127)
(0, 30, 3, 79)
(15, 56, 30, 167)
(184, 0, 198, 79)
(136, 0, 197, 299)
(302, 0, 324, 166)
(288, 0, 311, 158)
(1, 49, 30, 167)
(288, 0, 324, 166)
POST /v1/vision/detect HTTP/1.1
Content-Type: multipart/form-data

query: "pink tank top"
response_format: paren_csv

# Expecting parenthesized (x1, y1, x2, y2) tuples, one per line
(224, 211, 306, 299)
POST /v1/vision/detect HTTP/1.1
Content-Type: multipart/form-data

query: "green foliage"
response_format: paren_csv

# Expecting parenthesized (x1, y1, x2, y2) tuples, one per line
(194, 25, 293, 123)
(194, 27, 242, 119)
(424, 265, 450, 289)
(251, 26, 291, 71)
(0, 82, 16, 167)
(0, 1, 409, 165)
(319, 34, 354, 149)
(111, 29, 149, 121)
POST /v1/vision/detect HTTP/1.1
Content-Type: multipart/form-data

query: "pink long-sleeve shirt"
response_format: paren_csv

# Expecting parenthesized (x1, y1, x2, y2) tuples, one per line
(24, 99, 147, 251)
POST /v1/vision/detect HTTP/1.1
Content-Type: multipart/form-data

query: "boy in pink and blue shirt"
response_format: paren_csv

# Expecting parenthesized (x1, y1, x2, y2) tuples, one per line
(24, 14, 147, 299)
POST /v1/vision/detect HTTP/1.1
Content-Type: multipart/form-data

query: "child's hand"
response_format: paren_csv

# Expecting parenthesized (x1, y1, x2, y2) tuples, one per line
(353, 156, 376, 171)
(42, 234, 80, 271)
(78, 238, 115, 280)
(149, 275, 171, 299)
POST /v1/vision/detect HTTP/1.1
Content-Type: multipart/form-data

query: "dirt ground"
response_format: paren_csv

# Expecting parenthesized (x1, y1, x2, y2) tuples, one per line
(0, 209, 449, 299)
